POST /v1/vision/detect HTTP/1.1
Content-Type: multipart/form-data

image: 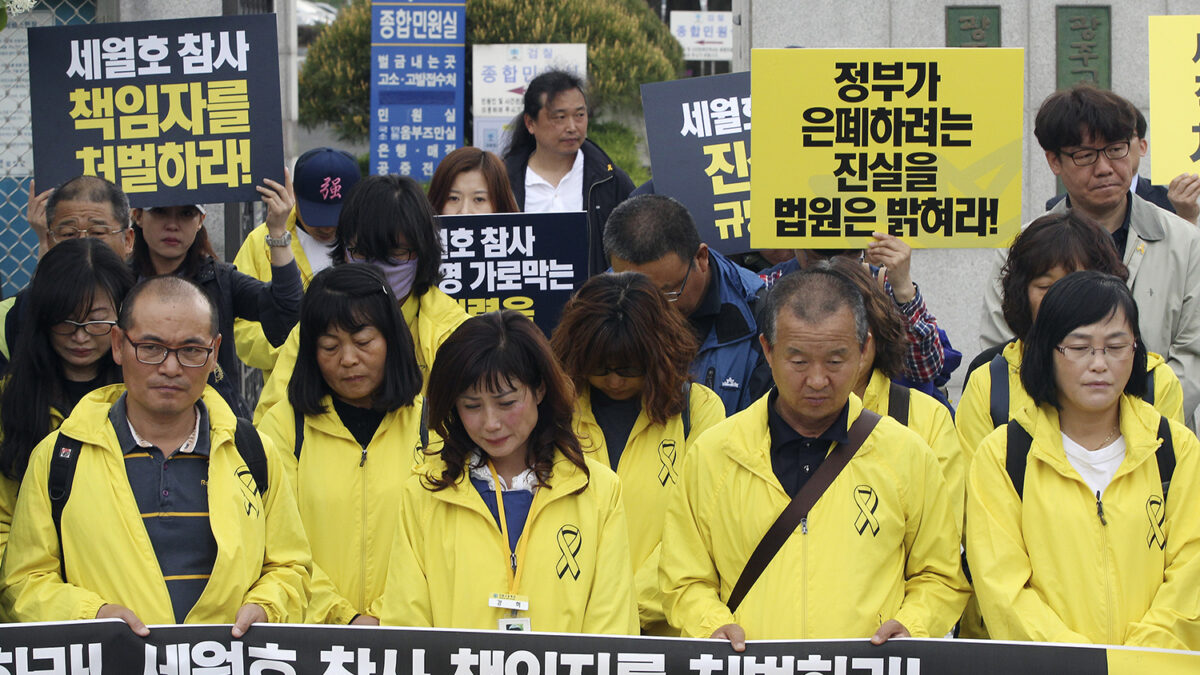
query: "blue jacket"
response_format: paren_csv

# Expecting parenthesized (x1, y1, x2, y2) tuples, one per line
(693, 250, 767, 415)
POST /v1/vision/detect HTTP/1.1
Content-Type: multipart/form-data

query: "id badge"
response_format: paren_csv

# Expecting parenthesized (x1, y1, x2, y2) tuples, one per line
(488, 593, 530, 612)
(498, 617, 532, 631)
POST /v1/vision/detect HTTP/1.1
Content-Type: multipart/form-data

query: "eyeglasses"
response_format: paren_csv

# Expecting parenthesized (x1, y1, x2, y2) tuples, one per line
(1059, 141, 1131, 167)
(50, 225, 127, 240)
(1055, 342, 1136, 362)
(50, 319, 116, 336)
(664, 259, 695, 303)
(347, 245, 416, 264)
(124, 334, 214, 367)
(589, 365, 646, 378)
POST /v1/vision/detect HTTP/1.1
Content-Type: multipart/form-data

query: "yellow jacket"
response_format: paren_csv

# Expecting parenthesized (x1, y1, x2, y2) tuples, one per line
(660, 393, 969, 640)
(0, 385, 312, 625)
(0, 405, 64, 564)
(259, 395, 427, 624)
(573, 383, 725, 634)
(254, 287, 468, 423)
(957, 340, 1183, 458)
(860, 370, 965, 528)
(966, 396, 1200, 649)
(232, 210, 316, 376)
(377, 451, 638, 634)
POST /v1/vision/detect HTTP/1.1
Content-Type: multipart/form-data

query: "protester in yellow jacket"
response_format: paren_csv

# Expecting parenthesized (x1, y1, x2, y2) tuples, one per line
(252, 175, 469, 423)
(966, 271, 1200, 650)
(379, 311, 637, 634)
(259, 264, 429, 625)
(661, 391, 968, 641)
(233, 147, 361, 378)
(826, 258, 966, 527)
(0, 385, 312, 626)
(550, 272, 725, 634)
(0, 239, 136, 563)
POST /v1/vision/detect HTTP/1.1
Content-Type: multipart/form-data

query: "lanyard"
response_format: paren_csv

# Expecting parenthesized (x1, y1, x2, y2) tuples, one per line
(487, 460, 532, 594)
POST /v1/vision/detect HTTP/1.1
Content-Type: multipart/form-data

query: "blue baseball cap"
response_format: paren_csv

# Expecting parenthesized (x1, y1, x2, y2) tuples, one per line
(293, 147, 361, 230)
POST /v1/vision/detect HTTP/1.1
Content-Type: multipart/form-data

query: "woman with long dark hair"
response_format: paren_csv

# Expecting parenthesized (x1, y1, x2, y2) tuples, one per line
(0, 238, 135, 558)
(550, 272, 724, 635)
(967, 271, 1200, 649)
(427, 147, 519, 215)
(378, 311, 636, 633)
(253, 175, 469, 422)
(130, 178, 302, 418)
(259, 264, 424, 625)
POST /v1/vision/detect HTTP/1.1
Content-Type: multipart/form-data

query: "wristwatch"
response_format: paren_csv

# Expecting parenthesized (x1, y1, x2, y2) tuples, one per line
(265, 230, 292, 248)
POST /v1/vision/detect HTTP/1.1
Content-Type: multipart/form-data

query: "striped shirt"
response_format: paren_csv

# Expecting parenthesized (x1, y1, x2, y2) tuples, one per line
(109, 394, 217, 623)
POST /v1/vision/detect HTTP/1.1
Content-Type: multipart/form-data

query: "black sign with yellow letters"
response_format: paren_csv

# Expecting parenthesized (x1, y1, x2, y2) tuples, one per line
(28, 14, 283, 207)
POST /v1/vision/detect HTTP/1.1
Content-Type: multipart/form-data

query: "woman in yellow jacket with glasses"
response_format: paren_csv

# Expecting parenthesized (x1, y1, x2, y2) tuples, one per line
(967, 271, 1200, 650)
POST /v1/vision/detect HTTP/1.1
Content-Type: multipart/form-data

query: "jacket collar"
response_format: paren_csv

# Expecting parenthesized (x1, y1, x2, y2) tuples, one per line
(420, 448, 591, 516)
(724, 392, 870, 487)
(58, 384, 239, 451)
(573, 386, 652, 460)
(1016, 394, 1164, 483)
(1003, 339, 1024, 368)
(1047, 193, 1164, 243)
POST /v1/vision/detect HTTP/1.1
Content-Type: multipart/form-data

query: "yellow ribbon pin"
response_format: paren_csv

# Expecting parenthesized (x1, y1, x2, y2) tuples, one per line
(854, 485, 880, 536)
(1146, 496, 1166, 550)
(657, 440, 678, 486)
(555, 525, 582, 579)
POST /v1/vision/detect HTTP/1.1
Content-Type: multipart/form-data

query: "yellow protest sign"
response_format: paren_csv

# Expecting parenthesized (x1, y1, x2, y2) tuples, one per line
(1148, 16, 1200, 184)
(750, 48, 1023, 249)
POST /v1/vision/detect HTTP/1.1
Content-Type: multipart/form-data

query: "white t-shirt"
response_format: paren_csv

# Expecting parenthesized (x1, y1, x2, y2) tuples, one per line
(294, 224, 335, 275)
(524, 149, 584, 213)
(1061, 432, 1127, 497)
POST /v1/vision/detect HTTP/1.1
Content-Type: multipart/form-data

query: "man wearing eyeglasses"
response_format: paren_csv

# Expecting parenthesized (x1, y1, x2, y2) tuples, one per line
(0, 276, 311, 633)
(605, 195, 770, 416)
(979, 84, 1200, 425)
(0, 176, 135, 371)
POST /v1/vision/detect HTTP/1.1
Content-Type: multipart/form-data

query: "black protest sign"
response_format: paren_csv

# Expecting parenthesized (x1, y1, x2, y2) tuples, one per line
(642, 72, 751, 255)
(0, 619, 1189, 674)
(436, 211, 588, 336)
(28, 14, 283, 207)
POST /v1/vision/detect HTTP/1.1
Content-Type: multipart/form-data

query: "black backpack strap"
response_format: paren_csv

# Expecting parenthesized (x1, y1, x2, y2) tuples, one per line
(1005, 422, 1033, 500)
(48, 432, 84, 582)
(1156, 416, 1175, 502)
(419, 397, 429, 448)
(988, 354, 1009, 429)
(682, 381, 693, 441)
(293, 409, 305, 460)
(234, 416, 268, 496)
(1143, 369, 1155, 406)
(887, 381, 910, 426)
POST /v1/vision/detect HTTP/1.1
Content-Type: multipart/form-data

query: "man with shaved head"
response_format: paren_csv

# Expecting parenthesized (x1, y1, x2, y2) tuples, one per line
(659, 267, 968, 645)
(0, 276, 311, 634)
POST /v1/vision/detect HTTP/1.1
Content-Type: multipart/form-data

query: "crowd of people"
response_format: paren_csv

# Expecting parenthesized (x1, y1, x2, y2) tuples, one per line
(0, 68, 1196, 652)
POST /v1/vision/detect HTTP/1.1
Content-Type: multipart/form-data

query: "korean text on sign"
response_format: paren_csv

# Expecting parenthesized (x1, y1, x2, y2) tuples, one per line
(749, 48, 1023, 249)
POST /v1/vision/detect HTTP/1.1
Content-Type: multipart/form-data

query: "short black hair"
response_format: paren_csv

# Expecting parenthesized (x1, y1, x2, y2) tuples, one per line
(331, 174, 442, 298)
(761, 267, 869, 347)
(1021, 270, 1148, 408)
(46, 175, 130, 229)
(119, 275, 218, 337)
(1034, 84, 1137, 153)
(602, 194, 700, 265)
(1000, 210, 1128, 338)
(288, 264, 422, 415)
(503, 69, 588, 159)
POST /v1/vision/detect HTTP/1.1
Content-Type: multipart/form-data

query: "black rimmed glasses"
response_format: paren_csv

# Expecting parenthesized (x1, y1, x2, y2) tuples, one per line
(1059, 141, 1131, 167)
(124, 334, 215, 367)
(664, 259, 695, 303)
(50, 319, 117, 336)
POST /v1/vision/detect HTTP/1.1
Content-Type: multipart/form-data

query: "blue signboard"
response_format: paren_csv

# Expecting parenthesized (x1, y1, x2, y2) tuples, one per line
(370, 0, 465, 180)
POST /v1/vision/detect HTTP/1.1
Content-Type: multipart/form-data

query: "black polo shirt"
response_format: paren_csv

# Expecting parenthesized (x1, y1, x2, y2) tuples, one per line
(767, 390, 850, 498)
(110, 394, 217, 623)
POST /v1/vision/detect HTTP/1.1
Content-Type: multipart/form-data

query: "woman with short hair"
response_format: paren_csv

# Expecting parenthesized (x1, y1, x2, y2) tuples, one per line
(967, 271, 1200, 649)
